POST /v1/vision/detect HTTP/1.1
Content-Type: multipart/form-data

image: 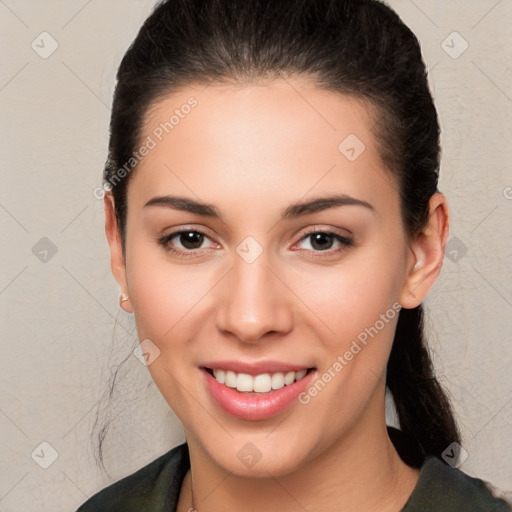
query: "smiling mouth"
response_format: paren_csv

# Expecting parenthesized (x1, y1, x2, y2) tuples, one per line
(203, 366, 316, 394)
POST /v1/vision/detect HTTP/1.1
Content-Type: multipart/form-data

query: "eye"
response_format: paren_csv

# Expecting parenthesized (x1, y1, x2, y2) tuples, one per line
(293, 228, 353, 256)
(157, 226, 354, 259)
(157, 228, 218, 257)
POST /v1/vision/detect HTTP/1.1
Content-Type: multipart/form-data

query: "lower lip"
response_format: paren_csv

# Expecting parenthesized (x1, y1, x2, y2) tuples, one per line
(201, 367, 317, 421)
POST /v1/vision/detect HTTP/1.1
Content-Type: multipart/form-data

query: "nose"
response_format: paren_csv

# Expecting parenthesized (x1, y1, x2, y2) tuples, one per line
(214, 250, 294, 343)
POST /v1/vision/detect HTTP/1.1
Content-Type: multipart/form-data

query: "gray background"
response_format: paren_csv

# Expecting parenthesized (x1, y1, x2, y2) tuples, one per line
(1, 0, 511, 510)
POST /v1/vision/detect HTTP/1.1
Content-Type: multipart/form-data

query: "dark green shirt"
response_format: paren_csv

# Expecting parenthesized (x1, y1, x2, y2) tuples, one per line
(76, 429, 511, 511)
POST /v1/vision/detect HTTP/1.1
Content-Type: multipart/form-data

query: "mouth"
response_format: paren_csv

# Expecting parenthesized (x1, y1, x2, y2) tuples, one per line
(202, 366, 316, 395)
(201, 365, 318, 420)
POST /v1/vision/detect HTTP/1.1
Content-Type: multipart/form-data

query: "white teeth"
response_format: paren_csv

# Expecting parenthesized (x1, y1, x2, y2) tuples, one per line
(271, 372, 285, 390)
(295, 369, 307, 380)
(236, 373, 254, 392)
(214, 369, 225, 384)
(224, 370, 237, 388)
(284, 371, 296, 385)
(212, 368, 310, 393)
(254, 373, 271, 392)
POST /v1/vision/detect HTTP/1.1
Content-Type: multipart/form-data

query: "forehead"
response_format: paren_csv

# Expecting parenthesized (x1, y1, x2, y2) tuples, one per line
(129, 78, 399, 217)
(141, 77, 376, 148)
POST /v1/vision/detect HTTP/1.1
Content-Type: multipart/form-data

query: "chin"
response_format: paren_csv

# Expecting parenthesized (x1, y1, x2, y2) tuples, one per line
(200, 434, 314, 479)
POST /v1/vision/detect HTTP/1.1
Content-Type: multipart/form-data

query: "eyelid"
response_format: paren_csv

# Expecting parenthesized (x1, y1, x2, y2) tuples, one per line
(158, 225, 220, 250)
(290, 226, 353, 252)
(160, 224, 217, 240)
(294, 224, 352, 240)
(158, 225, 354, 257)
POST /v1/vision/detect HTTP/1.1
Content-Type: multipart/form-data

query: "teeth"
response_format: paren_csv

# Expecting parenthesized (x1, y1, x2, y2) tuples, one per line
(212, 368, 308, 393)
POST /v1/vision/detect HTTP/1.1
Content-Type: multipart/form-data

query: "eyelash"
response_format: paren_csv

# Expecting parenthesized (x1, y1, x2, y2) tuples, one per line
(157, 227, 354, 259)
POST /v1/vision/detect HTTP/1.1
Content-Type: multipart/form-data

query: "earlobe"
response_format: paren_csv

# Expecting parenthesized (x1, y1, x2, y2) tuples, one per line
(104, 193, 133, 313)
(119, 293, 131, 312)
(399, 193, 449, 309)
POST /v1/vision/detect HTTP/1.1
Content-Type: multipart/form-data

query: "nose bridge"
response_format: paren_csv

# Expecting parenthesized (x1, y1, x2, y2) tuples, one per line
(215, 245, 293, 342)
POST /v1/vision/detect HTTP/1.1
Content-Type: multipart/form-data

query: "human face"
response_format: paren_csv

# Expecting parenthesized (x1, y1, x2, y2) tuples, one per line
(107, 76, 426, 477)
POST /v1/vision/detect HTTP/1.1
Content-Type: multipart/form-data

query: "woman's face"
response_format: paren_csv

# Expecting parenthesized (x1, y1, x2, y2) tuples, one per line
(106, 77, 442, 477)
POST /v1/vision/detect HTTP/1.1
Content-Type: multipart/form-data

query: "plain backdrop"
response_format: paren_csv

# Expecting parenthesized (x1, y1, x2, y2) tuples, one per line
(1, 0, 511, 510)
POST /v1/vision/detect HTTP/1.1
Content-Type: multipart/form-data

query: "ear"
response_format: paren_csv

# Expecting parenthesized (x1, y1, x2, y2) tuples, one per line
(399, 192, 449, 309)
(104, 192, 133, 313)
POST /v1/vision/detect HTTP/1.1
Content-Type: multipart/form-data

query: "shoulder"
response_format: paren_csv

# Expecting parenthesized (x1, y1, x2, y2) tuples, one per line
(403, 455, 512, 512)
(74, 442, 190, 512)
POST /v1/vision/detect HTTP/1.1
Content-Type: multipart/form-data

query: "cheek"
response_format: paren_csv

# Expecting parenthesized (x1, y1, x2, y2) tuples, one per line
(124, 244, 213, 417)
(128, 268, 212, 344)
(124, 239, 212, 342)
(291, 247, 405, 351)
(295, 259, 404, 414)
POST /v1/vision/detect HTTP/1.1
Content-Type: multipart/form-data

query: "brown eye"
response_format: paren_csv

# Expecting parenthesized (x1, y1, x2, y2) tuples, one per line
(175, 231, 205, 249)
(309, 232, 336, 251)
(157, 229, 217, 257)
(294, 228, 353, 257)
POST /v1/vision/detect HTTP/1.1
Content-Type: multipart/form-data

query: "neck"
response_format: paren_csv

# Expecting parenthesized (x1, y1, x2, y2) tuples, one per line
(178, 389, 419, 512)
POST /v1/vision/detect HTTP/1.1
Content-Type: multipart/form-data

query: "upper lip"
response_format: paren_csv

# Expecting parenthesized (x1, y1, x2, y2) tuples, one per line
(201, 360, 315, 376)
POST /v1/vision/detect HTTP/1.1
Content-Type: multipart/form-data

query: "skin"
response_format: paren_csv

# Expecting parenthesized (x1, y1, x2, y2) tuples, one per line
(105, 76, 449, 512)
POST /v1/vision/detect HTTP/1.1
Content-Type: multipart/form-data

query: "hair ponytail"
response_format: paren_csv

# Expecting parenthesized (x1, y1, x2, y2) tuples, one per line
(387, 305, 461, 465)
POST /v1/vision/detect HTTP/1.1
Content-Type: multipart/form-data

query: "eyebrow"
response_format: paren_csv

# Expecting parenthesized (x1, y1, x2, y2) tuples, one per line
(143, 193, 375, 220)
